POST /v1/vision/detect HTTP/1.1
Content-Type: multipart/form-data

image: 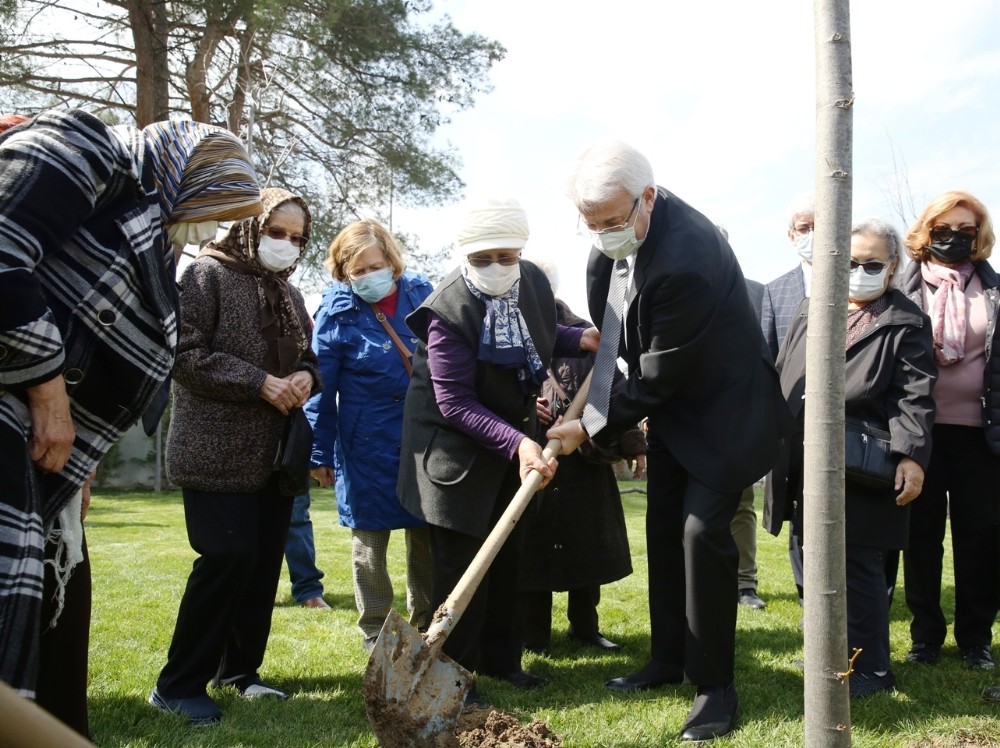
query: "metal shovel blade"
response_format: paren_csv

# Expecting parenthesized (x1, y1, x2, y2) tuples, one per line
(363, 609, 473, 748)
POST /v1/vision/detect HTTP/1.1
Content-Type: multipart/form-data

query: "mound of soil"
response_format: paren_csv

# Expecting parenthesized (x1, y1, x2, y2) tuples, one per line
(455, 706, 562, 748)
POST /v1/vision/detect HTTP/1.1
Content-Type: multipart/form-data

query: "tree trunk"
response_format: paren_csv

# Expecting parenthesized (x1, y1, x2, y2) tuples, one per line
(186, 25, 224, 124)
(127, 0, 169, 126)
(804, 0, 854, 745)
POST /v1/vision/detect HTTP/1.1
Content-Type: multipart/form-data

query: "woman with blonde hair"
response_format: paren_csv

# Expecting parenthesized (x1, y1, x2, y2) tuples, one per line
(901, 190, 1000, 671)
(305, 220, 434, 652)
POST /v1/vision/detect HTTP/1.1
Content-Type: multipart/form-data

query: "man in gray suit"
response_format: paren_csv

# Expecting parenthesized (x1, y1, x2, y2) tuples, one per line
(760, 194, 814, 604)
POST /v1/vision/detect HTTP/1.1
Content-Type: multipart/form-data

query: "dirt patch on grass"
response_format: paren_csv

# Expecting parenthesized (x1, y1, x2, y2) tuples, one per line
(906, 730, 1000, 748)
(455, 706, 562, 747)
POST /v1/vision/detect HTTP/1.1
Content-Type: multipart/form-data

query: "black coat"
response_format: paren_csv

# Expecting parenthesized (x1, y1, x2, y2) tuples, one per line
(764, 289, 938, 549)
(899, 260, 1000, 455)
(520, 300, 635, 591)
(397, 261, 557, 538)
(588, 187, 793, 493)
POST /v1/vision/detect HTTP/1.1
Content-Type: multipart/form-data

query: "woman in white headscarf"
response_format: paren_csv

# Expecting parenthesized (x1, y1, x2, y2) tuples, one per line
(397, 197, 598, 708)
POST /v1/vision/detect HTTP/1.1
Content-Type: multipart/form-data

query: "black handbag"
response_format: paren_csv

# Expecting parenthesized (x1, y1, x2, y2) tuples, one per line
(844, 417, 896, 490)
(275, 407, 314, 497)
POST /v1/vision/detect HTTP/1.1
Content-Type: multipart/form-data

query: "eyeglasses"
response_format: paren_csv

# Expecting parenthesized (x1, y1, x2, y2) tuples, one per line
(262, 225, 309, 247)
(850, 259, 887, 275)
(584, 198, 640, 236)
(929, 224, 978, 243)
(792, 223, 815, 236)
(467, 253, 520, 269)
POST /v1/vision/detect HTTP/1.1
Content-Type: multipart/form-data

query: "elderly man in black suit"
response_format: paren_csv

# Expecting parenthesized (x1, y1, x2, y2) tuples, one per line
(549, 140, 792, 743)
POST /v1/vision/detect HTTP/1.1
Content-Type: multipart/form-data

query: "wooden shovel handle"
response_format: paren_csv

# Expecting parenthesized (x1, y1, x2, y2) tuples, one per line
(424, 371, 593, 646)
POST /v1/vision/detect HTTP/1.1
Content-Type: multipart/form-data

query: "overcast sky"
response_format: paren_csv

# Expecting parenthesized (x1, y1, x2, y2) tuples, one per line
(388, 0, 1000, 317)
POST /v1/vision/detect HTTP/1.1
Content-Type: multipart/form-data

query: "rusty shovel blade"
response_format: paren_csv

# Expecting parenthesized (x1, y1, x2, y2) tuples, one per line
(363, 609, 473, 747)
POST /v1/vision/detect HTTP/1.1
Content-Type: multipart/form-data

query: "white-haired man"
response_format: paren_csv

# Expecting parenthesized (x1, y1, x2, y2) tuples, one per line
(549, 141, 791, 742)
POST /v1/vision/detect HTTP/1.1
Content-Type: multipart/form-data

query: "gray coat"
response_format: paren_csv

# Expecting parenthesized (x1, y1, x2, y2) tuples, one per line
(397, 262, 556, 538)
(166, 257, 320, 493)
(764, 289, 938, 549)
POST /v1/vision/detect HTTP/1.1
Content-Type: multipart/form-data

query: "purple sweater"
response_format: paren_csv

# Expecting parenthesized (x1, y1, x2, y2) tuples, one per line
(427, 315, 585, 459)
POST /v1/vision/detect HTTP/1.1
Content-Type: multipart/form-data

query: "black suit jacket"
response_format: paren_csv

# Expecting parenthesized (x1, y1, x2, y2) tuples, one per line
(587, 188, 792, 493)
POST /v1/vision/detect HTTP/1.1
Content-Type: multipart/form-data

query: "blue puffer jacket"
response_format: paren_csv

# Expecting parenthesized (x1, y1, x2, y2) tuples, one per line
(305, 270, 433, 529)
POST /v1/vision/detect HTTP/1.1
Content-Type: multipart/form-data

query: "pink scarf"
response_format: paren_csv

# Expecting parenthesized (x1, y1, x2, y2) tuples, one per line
(920, 260, 976, 365)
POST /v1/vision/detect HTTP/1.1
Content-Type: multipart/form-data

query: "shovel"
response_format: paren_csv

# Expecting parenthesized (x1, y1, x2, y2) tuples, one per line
(363, 374, 592, 748)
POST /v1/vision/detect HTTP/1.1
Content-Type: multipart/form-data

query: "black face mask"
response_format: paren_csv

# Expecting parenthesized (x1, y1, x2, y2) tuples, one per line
(927, 233, 975, 264)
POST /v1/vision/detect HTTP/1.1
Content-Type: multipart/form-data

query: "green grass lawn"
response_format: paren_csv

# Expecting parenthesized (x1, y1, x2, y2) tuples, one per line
(84, 485, 1000, 747)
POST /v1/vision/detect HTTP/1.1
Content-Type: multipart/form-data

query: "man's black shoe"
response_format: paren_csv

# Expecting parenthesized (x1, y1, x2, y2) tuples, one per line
(488, 670, 549, 690)
(680, 682, 738, 742)
(738, 588, 766, 610)
(606, 660, 683, 692)
(983, 684, 1000, 703)
(463, 686, 491, 710)
(905, 642, 941, 665)
(849, 670, 896, 699)
(569, 629, 621, 652)
(962, 645, 996, 671)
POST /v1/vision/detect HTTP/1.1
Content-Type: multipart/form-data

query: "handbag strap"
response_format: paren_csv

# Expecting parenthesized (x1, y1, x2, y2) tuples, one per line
(370, 304, 413, 377)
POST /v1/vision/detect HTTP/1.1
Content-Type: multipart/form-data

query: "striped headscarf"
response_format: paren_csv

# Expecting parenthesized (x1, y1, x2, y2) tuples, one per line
(141, 120, 262, 224)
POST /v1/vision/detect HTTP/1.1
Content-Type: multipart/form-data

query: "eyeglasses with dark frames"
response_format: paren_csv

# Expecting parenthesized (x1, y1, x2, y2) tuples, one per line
(929, 224, 978, 243)
(262, 225, 309, 247)
(849, 259, 887, 275)
(467, 253, 521, 269)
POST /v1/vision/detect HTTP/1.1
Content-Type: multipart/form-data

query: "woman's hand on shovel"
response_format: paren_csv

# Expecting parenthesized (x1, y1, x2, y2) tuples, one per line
(518, 437, 558, 488)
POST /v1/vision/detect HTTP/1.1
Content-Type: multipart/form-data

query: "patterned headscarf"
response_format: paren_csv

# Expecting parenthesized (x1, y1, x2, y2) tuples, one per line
(141, 120, 262, 224)
(199, 187, 312, 376)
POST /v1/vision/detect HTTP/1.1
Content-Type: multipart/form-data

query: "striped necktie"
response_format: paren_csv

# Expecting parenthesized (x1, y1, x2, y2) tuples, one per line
(581, 259, 629, 436)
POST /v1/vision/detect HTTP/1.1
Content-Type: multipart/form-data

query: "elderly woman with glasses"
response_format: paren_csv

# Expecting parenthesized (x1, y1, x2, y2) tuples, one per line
(397, 197, 598, 709)
(899, 191, 1000, 673)
(150, 187, 320, 725)
(767, 218, 938, 699)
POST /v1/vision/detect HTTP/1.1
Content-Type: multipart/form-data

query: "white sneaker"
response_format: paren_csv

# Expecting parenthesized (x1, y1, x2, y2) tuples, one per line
(236, 678, 287, 701)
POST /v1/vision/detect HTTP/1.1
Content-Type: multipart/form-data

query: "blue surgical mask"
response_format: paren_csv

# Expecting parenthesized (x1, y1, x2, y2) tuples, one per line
(350, 267, 396, 303)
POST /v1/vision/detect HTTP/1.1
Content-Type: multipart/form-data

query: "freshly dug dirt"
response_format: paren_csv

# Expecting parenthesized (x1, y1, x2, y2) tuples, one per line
(455, 706, 563, 748)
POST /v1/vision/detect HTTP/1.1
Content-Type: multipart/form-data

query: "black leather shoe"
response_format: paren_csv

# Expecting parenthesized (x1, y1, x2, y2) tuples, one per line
(849, 670, 896, 699)
(905, 641, 941, 665)
(738, 588, 766, 610)
(570, 630, 622, 652)
(463, 686, 491, 710)
(492, 670, 548, 690)
(962, 645, 996, 671)
(680, 683, 738, 742)
(606, 660, 683, 692)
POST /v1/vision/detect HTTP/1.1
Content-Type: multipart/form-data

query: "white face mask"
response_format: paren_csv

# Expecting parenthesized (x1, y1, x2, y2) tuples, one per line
(464, 259, 520, 297)
(167, 220, 219, 249)
(794, 231, 814, 262)
(848, 265, 889, 302)
(257, 235, 300, 273)
(591, 225, 645, 261)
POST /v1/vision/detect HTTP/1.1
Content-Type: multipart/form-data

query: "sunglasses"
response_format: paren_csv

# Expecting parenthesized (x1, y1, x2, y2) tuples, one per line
(849, 259, 887, 275)
(929, 224, 978, 243)
(467, 254, 520, 269)
(262, 225, 309, 247)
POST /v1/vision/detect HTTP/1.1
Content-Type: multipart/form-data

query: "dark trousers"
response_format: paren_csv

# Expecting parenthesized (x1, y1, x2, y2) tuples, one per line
(904, 424, 1000, 649)
(427, 467, 523, 677)
(846, 544, 890, 673)
(521, 586, 601, 648)
(646, 448, 739, 686)
(156, 481, 293, 697)
(36, 531, 91, 739)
